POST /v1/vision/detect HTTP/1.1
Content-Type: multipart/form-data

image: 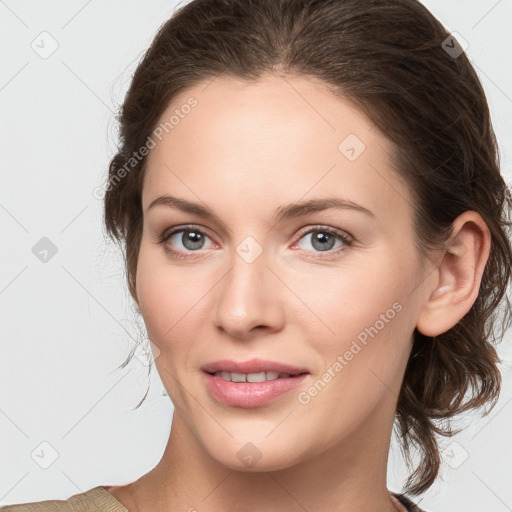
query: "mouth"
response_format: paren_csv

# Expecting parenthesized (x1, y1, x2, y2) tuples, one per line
(200, 357, 309, 377)
(205, 370, 308, 382)
(201, 359, 310, 408)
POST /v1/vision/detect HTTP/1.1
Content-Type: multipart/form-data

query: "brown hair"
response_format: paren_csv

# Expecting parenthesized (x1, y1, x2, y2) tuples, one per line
(103, 0, 512, 496)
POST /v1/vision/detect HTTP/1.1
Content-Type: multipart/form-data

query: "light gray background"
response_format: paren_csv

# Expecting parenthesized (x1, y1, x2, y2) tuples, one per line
(1, 1, 511, 511)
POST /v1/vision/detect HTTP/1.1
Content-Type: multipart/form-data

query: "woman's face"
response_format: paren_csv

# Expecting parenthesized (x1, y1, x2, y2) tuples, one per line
(135, 73, 433, 470)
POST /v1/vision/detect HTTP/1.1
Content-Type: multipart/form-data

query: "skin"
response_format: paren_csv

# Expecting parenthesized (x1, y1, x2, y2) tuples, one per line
(107, 73, 490, 512)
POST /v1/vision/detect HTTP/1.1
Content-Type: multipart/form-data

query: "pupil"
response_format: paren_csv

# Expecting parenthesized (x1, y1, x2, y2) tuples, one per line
(183, 230, 204, 250)
(312, 232, 335, 251)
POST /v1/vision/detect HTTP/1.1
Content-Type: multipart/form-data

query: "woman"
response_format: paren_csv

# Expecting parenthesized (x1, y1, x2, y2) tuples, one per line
(3, 0, 511, 511)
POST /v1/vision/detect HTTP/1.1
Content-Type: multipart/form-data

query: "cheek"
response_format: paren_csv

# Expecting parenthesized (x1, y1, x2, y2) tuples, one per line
(298, 274, 411, 421)
(293, 257, 414, 385)
(289, 260, 403, 335)
(135, 246, 188, 342)
(135, 244, 220, 349)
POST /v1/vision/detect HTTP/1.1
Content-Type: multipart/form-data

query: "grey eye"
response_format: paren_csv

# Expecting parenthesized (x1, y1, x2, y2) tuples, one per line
(170, 229, 210, 251)
(297, 230, 342, 252)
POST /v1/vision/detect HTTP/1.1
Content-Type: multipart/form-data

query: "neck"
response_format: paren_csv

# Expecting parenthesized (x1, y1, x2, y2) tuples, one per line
(124, 400, 403, 512)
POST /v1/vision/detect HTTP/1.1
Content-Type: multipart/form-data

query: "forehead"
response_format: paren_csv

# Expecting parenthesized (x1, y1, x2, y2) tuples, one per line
(142, 74, 413, 224)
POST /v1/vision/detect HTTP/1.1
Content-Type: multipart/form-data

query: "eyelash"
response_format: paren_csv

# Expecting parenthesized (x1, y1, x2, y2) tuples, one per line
(157, 224, 353, 260)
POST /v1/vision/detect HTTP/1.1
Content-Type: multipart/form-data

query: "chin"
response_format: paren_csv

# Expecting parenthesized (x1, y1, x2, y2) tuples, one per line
(219, 454, 301, 473)
(203, 435, 309, 473)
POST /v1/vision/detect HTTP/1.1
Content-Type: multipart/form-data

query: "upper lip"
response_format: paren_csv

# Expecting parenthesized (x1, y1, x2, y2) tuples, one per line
(201, 358, 309, 375)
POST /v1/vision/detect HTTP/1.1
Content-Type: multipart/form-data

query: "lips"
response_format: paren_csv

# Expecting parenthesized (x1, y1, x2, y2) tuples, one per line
(200, 358, 310, 408)
(200, 358, 309, 376)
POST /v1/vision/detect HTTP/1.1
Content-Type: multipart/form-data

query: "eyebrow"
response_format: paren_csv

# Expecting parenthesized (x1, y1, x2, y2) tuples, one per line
(146, 194, 375, 225)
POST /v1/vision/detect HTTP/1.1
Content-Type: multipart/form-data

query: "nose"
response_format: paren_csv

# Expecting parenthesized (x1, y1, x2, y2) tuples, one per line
(212, 247, 286, 340)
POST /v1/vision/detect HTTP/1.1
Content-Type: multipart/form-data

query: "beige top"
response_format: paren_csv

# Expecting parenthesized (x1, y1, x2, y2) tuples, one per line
(0, 486, 425, 512)
(0, 486, 127, 512)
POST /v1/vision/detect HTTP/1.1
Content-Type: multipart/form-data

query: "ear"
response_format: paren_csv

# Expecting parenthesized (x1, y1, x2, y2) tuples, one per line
(416, 211, 491, 337)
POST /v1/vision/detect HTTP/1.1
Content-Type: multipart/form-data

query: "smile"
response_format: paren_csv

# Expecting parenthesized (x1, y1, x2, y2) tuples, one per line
(203, 371, 309, 408)
(210, 371, 300, 382)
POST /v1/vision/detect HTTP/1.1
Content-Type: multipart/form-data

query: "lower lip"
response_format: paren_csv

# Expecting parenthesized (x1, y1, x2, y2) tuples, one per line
(203, 372, 309, 408)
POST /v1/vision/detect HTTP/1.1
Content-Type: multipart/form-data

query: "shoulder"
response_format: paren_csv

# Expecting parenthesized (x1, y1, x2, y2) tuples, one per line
(0, 486, 128, 512)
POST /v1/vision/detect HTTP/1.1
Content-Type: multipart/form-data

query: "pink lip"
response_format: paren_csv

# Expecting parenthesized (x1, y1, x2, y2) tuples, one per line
(200, 358, 310, 408)
(200, 358, 309, 375)
(203, 372, 309, 408)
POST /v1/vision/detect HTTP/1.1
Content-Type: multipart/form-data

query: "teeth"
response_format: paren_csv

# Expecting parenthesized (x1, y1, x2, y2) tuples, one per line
(213, 371, 289, 382)
(247, 373, 266, 383)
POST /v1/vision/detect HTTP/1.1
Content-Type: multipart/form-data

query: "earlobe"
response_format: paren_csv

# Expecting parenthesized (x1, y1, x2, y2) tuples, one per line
(416, 211, 491, 338)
